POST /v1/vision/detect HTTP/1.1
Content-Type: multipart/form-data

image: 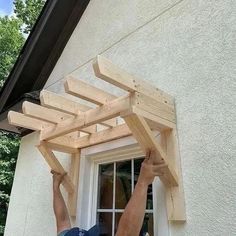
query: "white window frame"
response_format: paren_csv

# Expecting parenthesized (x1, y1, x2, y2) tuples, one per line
(76, 135, 170, 236)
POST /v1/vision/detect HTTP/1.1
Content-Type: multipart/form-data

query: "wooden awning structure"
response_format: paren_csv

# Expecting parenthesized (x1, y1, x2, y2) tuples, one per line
(8, 56, 186, 221)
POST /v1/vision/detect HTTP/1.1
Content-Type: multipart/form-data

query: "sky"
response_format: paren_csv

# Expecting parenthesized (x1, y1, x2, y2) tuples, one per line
(0, 0, 14, 16)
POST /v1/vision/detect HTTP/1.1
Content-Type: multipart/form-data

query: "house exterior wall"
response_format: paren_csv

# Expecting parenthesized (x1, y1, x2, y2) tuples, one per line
(4, 0, 236, 235)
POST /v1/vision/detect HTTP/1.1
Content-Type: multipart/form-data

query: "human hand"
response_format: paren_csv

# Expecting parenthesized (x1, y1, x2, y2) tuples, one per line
(51, 170, 67, 189)
(138, 150, 167, 186)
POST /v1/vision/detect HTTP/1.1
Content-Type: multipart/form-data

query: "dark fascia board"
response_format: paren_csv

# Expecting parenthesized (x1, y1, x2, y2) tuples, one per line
(0, 0, 90, 135)
(0, 0, 90, 112)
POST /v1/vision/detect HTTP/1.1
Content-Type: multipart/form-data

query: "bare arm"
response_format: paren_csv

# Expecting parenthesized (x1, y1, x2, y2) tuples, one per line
(116, 152, 165, 236)
(52, 171, 71, 234)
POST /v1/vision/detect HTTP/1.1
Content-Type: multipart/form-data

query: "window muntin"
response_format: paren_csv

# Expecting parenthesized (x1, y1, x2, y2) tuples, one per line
(97, 158, 154, 236)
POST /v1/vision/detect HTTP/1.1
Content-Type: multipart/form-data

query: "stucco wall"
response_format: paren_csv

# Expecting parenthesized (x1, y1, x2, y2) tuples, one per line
(5, 0, 236, 235)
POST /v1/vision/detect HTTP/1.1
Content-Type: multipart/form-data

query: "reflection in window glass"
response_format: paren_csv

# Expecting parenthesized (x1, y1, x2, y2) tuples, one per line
(142, 213, 154, 236)
(97, 212, 112, 236)
(115, 160, 131, 209)
(97, 163, 114, 209)
(97, 157, 154, 236)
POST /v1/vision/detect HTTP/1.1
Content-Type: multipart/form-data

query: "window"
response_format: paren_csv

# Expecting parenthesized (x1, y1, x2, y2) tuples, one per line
(77, 137, 169, 236)
(96, 158, 154, 236)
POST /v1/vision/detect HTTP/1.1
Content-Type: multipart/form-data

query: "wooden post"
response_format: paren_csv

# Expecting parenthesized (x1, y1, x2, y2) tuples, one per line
(161, 129, 186, 221)
(68, 150, 81, 217)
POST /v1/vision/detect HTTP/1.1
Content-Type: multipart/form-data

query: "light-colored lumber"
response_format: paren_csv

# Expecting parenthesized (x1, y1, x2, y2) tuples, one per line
(123, 114, 178, 187)
(65, 76, 117, 105)
(75, 123, 132, 148)
(47, 136, 78, 153)
(93, 55, 174, 106)
(132, 93, 176, 123)
(22, 101, 96, 134)
(123, 106, 176, 131)
(8, 111, 50, 131)
(8, 111, 79, 153)
(68, 151, 81, 216)
(23, 101, 73, 123)
(37, 142, 74, 193)
(160, 129, 186, 221)
(40, 95, 131, 141)
(40, 90, 84, 115)
(40, 90, 116, 128)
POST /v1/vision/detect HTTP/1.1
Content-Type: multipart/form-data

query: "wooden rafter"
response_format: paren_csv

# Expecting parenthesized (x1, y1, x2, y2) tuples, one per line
(40, 90, 117, 127)
(22, 101, 97, 134)
(65, 76, 117, 105)
(40, 94, 131, 141)
(7, 55, 185, 221)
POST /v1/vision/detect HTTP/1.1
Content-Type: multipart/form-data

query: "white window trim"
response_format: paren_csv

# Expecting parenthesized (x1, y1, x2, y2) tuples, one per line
(76, 135, 170, 236)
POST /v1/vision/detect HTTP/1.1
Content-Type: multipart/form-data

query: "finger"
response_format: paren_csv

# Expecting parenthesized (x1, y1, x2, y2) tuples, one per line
(146, 150, 155, 164)
(153, 171, 164, 176)
(153, 164, 168, 171)
(62, 172, 67, 178)
(51, 170, 57, 175)
(145, 150, 151, 160)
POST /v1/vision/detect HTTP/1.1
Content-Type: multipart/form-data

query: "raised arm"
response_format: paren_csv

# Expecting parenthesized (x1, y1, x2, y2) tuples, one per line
(116, 151, 165, 236)
(51, 171, 71, 234)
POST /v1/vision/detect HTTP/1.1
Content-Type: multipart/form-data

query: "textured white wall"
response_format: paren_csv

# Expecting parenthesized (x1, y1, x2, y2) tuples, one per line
(5, 0, 236, 235)
(4, 133, 73, 236)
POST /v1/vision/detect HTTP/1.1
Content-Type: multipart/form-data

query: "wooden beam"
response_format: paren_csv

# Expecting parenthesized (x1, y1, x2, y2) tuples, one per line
(47, 136, 78, 154)
(40, 90, 117, 128)
(37, 142, 74, 193)
(93, 55, 174, 106)
(8, 111, 80, 153)
(65, 76, 117, 105)
(160, 129, 186, 221)
(40, 90, 84, 115)
(68, 151, 81, 216)
(74, 123, 132, 148)
(132, 93, 176, 123)
(123, 114, 178, 187)
(40, 95, 131, 141)
(23, 101, 73, 123)
(123, 106, 176, 131)
(22, 101, 96, 134)
(8, 111, 50, 131)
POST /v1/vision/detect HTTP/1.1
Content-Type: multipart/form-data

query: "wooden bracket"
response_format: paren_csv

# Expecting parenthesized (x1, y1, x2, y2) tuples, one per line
(7, 55, 186, 221)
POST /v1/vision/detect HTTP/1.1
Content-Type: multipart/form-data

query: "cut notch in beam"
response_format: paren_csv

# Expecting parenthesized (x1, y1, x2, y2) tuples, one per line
(65, 76, 117, 105)
(40, 90, 117, 127)
(93, 55, 174, 106)
(40, 94, 131, 141)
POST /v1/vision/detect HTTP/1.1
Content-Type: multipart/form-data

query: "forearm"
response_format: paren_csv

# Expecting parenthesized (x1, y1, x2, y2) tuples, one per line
(53, 186, 71, 232)
(116, 180, 148, 236)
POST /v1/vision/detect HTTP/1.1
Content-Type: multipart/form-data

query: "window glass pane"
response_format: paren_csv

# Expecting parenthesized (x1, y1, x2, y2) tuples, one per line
(115, 160, 132, 209)
(134, 158, 153, 210)
(142, 213, 154, 236)
(97, 212, 112, 236)
(114, 212, 122, 234)
(114, 212, 154, 236)
(97, 163, 114, 209)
